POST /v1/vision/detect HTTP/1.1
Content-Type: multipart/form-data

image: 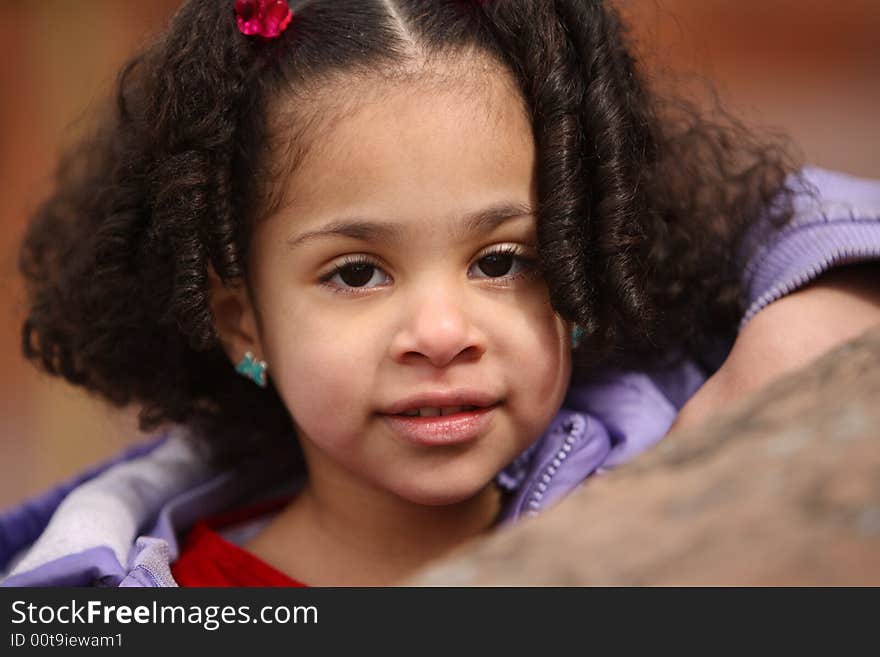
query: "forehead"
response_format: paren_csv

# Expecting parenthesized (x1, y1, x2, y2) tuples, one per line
(265, 57, 536, 240)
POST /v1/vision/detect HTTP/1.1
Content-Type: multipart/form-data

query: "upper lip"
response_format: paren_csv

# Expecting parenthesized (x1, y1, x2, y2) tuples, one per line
(383, 390, 502, 415)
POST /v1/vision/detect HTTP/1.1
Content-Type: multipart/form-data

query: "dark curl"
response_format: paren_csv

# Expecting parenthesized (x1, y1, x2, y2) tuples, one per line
(19, 0, 798, 463)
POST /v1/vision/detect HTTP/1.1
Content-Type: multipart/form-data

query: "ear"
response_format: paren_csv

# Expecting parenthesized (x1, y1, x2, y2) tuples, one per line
(207, 264, 265, 366)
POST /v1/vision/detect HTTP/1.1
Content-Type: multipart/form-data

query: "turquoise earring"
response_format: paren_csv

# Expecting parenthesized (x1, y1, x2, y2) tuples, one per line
(571, 325, 584, 349)
(235, 351, 268, 388)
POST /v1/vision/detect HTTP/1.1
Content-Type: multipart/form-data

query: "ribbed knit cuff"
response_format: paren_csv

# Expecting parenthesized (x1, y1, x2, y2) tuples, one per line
(741, 217, 880, 329)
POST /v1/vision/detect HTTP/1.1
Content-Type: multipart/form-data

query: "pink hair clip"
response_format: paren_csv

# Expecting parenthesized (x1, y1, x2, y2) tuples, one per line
(234, 0, 293, 39)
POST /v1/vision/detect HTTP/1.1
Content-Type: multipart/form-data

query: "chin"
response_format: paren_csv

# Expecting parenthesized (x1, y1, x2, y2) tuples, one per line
(393, 474, 495, 507)
(404, 490, 475, 507)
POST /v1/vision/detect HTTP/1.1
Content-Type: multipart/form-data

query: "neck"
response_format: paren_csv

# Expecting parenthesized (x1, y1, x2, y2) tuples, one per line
(310, 473, 503, 554)
(246, 470, 503, 586)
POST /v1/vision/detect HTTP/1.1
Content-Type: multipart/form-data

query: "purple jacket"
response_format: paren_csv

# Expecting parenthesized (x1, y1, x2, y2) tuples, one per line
(3, 166, 879, 587)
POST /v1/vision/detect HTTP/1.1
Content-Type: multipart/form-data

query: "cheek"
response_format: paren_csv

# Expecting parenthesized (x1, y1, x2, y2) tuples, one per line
(262, 303, 375, 430)
(514, 286, 572, 389)
(508, 306, 572, 436)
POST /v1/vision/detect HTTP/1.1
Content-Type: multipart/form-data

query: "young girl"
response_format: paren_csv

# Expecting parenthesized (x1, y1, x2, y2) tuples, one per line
(3, 0, 879, 587)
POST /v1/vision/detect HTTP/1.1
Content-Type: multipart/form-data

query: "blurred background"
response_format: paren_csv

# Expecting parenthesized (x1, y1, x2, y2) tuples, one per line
(1, 0, 878, 509)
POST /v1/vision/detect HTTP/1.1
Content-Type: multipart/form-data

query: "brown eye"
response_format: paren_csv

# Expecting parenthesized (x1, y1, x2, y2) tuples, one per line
(470, 245, 536, 281)
(321, 256, 390, 293)
(477, 253, 515, 278)
(338, 263, 376, 287)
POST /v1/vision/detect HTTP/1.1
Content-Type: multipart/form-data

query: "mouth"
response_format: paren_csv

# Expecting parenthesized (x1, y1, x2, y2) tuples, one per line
(393, 405, 484, 418)
(380, 403, 501, 446)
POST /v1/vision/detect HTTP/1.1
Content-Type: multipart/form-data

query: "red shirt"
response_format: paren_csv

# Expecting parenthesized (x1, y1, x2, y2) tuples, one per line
(171, 497, 307, 587)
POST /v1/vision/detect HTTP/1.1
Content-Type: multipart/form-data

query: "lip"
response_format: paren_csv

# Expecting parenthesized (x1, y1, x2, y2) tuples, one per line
(380, 403, 500, 447)
(383, 390, 502, 416)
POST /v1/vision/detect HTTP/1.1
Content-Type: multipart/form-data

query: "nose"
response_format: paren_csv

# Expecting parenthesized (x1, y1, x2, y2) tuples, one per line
(389, 283, 487, 368)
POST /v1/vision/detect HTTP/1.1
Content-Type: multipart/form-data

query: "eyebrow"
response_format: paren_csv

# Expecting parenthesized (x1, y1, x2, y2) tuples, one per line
(286, 202, 536, 251)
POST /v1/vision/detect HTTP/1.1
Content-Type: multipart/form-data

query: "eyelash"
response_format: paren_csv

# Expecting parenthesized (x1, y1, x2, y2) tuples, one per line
(319, 244, 538, 296)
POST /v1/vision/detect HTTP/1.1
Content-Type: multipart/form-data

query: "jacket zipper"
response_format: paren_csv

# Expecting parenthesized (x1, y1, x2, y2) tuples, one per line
(525, 416, 584, 517)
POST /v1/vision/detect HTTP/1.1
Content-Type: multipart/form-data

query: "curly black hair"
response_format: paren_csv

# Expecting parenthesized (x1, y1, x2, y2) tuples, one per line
(19, 0, 798, 465)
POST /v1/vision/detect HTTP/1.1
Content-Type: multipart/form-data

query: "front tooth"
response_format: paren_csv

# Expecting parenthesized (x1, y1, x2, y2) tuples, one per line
(439, 406, 466, 416)
(407, 406, 471, 417)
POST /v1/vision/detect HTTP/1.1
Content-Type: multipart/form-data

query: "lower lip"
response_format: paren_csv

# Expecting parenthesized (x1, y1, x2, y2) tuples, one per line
(381, 404, 500, 447)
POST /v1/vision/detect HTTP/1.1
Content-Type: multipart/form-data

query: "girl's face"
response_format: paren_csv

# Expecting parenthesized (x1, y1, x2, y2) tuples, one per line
(222, 63, 572, 506)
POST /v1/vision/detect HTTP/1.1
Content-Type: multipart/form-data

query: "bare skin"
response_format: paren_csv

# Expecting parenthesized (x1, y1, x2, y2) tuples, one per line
(671, 263, 880, 434)
(244, 479, 503, 586)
